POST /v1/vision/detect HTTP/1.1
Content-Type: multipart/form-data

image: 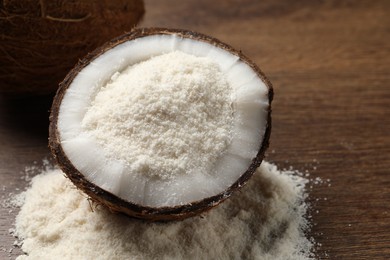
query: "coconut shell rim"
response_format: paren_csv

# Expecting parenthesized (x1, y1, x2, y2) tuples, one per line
(49, 27, 273, 221)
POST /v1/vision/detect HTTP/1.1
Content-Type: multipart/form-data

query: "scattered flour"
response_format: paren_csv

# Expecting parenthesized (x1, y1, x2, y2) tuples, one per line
(13, 162, 315, 260)
(82, 51, 233, 180)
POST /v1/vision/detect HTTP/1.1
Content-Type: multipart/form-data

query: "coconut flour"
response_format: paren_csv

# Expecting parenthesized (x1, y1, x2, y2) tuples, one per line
(81, 51, 233, 180)
(12, 161, 315, 260)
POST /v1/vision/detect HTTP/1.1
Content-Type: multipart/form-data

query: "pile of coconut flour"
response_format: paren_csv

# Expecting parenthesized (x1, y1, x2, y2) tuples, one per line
(81, 51, 233, 180)
(11, 162, 315, 260)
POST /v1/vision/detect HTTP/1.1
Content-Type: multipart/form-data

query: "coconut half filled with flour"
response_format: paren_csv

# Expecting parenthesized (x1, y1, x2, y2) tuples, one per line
(49, 28, 273, 221)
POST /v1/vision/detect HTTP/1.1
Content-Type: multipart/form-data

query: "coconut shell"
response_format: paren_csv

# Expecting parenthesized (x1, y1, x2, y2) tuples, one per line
(0, 0, 144, 96)
(49, 28, 273, 221)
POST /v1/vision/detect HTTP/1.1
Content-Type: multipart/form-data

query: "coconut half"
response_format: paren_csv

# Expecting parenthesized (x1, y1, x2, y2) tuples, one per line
(0, 0, 144, 95)
(49, 28, 273, 221)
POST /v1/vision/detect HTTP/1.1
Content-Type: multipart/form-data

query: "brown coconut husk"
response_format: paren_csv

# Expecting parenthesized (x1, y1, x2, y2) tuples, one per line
(49, 28, 273, 221)
(0, 0, 144, 96)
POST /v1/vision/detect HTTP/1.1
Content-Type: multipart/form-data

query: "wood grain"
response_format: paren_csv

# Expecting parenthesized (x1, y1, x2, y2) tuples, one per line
(1, 0, 389, 259)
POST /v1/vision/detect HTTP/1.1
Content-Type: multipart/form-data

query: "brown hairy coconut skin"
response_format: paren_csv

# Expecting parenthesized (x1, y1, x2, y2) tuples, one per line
(0, 0, 144, 96)
(49, 28, 274, 221)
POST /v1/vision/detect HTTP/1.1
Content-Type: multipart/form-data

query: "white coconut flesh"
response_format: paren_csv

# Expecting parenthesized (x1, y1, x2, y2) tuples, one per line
(57, 34, 269, 208)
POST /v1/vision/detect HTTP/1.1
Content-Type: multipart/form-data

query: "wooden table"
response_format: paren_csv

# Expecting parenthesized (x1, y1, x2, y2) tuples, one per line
(1, 0, 389, 259)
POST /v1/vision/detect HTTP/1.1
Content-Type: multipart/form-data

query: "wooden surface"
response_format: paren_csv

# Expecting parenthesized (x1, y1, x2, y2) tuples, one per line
(1, 0, 389, 259)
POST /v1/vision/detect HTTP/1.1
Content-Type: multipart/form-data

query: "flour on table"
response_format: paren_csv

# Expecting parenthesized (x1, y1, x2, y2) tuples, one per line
(12, 161, 315, 260)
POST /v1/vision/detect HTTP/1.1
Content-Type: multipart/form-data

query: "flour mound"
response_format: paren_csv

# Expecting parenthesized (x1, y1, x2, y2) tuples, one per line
(14, 162, 314, 260)
(81, 51, 233, 180)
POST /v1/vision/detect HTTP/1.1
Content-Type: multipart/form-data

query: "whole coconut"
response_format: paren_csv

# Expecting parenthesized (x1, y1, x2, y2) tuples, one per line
(0, 0, 144, 95)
